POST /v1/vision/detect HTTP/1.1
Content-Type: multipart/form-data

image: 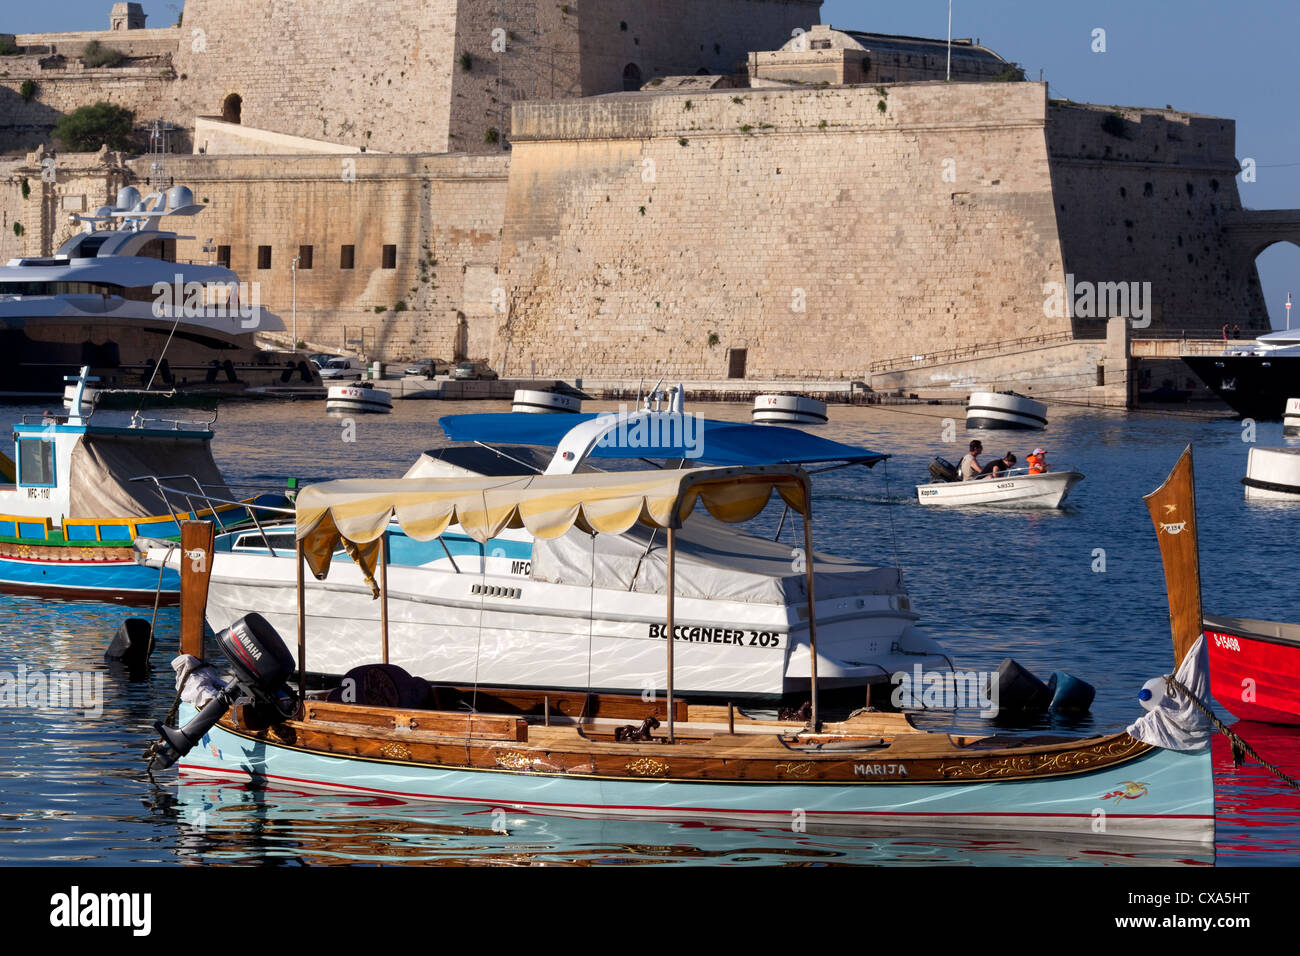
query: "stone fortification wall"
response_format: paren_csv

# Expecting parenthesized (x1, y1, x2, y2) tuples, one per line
(1045, 102, 1266, 333)
(13, 27, 180, 58)
(575, 0, 821, 96)
(172, 0, 461, 155)
(498, 81, 1072, 381)
(123, 152, 511, 362)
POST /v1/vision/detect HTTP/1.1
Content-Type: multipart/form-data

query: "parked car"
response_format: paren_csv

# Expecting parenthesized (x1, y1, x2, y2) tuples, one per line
(404, 357, 451, 378)
(452, 361, 498, 381)
(317, 357, 365, 381)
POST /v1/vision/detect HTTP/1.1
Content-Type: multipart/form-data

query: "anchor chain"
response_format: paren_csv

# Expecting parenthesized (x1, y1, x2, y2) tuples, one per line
(1164, 674, 1300, 792)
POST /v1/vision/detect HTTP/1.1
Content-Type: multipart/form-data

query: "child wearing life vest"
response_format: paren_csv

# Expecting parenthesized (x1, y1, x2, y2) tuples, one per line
(1027, 448, 1048, 474)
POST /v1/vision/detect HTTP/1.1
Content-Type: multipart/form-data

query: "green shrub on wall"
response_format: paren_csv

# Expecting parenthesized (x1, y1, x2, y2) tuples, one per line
(54, 102, 136, 151)
(20, 79, 36, 101)
(81, 40, 126, 68)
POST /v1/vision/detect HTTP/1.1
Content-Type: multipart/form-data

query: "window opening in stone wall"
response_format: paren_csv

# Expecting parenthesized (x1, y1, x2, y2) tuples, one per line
(298, 245, 313, 270)
(622, 63, 642, 91)
(340, 245, 355, 270)
(257, 245, 272, 270)
(217, 245, 231, 268)
(222, 93, 242, 125)
(382, 245, 397, 269)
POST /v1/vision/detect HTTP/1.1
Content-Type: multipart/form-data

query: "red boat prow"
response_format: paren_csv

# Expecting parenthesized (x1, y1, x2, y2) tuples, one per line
(1204, 615, 1300, 725)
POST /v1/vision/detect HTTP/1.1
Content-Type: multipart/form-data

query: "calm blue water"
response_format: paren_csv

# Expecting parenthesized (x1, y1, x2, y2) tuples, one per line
(0, 398, 1297, 865)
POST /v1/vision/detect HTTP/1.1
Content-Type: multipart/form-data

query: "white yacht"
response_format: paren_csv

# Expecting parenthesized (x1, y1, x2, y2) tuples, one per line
(138, 400, 952, 704)
(0, 183, 316, 398)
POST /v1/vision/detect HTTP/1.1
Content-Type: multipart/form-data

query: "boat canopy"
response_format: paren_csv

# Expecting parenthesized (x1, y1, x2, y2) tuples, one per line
(67, 431, 230, 519)
(438, 413, 888, 467)
(297, 464, 810, 584)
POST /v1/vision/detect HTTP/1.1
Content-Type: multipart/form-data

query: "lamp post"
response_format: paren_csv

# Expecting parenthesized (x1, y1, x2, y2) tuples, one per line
(290, 254, 301, 350)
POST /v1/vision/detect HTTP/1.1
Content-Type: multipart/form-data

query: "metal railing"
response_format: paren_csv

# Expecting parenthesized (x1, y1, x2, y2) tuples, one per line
(131, 475, 295, 557)
(868, 331, 1075, 374)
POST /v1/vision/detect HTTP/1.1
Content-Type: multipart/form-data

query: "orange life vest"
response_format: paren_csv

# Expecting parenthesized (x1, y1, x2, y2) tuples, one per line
(1027, 454, 1046, 475)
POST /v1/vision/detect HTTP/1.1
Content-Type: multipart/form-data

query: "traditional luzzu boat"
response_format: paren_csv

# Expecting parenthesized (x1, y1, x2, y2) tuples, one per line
(0, 369, 285, 603)
(916, 466, 1085, 508)
(140, 401, 951, 703)
(145, 451, 1215, 843)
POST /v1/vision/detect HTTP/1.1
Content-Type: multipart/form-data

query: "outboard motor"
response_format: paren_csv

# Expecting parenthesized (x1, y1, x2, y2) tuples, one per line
(148, 614, 297, 772)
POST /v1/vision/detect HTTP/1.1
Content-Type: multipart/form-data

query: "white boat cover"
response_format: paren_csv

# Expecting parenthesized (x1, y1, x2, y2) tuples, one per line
(1126, 636, 1214, 751)
(170, 654, 225, 708)
(68, 432, 230, 518)
(530, 514, 904, 606)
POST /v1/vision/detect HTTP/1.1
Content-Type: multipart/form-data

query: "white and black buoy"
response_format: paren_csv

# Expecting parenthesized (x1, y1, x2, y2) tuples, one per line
(326, 383, 392, 415)
(512, 389, 582, 414)
(752, 394, 828, 425)
(1284, 398, 1300, 437)
(966, 391, 1048, 430)
(1243, 446, 1300, 500)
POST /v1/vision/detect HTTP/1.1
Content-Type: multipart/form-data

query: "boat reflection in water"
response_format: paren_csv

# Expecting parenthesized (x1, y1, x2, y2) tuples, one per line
(1211, 723, 1300, 865)
(167, 777, 1214, 867)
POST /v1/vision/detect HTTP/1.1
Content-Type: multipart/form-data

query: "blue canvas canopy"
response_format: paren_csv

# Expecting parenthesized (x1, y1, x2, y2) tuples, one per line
(438, 413, 888, 467)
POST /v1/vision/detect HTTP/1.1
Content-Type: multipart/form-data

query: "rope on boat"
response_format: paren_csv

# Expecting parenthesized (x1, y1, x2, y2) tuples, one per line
(143, 656, 203, 787)
(1165, 674, 1300, 792)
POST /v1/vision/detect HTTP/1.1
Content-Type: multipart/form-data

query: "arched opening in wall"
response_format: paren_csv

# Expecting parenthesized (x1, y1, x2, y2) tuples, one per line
(221, 94, 243, 125)
(695, 67, 711, 75)
(622, 63, 642, 92)
(1255, 240, 1300, 331)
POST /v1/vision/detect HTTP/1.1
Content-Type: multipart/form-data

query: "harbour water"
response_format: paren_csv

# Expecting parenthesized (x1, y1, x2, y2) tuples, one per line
(0, 398, 1297, 866)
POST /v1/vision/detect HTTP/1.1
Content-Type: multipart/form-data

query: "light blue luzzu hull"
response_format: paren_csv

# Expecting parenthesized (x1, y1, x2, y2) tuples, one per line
(178, 707, 1214, 845)
(0, 555, 179, 599)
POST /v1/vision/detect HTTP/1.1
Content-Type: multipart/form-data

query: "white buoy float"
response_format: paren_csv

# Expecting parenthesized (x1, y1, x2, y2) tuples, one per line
(1243, 446, 1300, 500)
(752, 394, 829, 425)
(1284, 398, 1300, 437)
(512, 389, 582, 414)
(326, 384, 392, 415)
(966, 391, 1048, 431)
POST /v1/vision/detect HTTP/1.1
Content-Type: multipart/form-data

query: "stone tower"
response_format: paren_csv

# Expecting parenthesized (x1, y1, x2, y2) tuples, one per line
(109, 3, 147, 30)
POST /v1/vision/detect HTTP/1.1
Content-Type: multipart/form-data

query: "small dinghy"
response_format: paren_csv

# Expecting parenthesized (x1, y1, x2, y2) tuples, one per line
(325, 383, 392, 415)
(966, 391, 1048, 430)
(753, 394, 828, 425)
(1242, 446, 1300, 499)
(1284, 398, 1300, 437)
(511, 389, 582, 414)
(916, 458, 1083, 508)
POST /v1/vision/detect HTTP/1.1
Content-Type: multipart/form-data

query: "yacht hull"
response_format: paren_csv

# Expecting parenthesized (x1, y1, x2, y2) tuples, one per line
(1181, 355, 1299, 420)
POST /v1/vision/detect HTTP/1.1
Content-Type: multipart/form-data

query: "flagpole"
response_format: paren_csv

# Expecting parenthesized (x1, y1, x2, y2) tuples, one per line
(947, 0, 953, 81)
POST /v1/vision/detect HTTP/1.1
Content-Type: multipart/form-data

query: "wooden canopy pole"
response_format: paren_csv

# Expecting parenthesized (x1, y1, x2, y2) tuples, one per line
(179, 520, 215, 660)
(296, 539, 307, 717)
(379, 535, 390, 665)
(802, 511, 820, 732)
(666, 525, 676, 744)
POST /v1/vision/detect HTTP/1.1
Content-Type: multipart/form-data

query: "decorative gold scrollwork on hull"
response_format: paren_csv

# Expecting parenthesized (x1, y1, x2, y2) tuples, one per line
(626, 757, 670, 778)
(775, 761, 814, 778)
(935, 735, 1149, 780)
(494, 751, 532, 771)
(379, 742, 412, 761)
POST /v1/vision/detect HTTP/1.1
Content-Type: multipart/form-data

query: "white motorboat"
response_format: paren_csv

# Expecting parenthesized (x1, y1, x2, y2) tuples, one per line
(325, 384, 392, 415)
(1243, 446, 1300, 500)
(916, 467, 1084, 508)
(139, 398, 953, 702)
(965, 391, 1048, 430)
(0, 179, 316, 397)
(753, 394, 828, 425)
(511, 389, 582, 414)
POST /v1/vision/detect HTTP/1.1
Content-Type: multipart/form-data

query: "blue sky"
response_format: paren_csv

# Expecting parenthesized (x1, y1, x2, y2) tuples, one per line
(9, 1, 1297, 323)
